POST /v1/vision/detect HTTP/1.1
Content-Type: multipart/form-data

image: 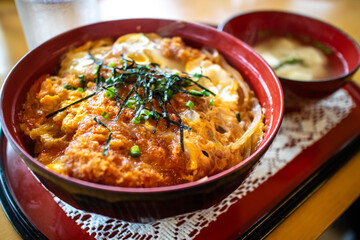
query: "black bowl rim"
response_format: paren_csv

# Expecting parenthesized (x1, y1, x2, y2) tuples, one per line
(0, 18, 283, 195)
(218, 10, 360, 84)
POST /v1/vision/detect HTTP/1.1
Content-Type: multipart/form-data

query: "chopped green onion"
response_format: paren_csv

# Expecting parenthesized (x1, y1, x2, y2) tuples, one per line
(108, 62, 117, 67)
(150, 110, 160, 119)
(78, 75, 86, 87)
(105, 78, 112, 85)
(155, 83, 166, 90)
(125, 98, 136, 108)
(132, 117, 140, 124)
(201, 89, 210, 96)
(193, 73, 202, 79)
(139, 109, 150, 120)
(77, 87, 84, 92)
(48, 53, 215, 153)
(93, 65, 99, 75)
(184, 79, 192, 86)
(105, 87, 115, 98)
(64, 84, 76, 90)
(130, 145, 141, 158)
(313, 41, 333, 55)
(209, 99, 214, 106)
(274, 57, 303, 70)
(189, 90, 203, 98)
(101, 111, 110, 119)
(186, 100, 194, 109)
(167, 89, 174, 99)
(236, 112, 241, 122)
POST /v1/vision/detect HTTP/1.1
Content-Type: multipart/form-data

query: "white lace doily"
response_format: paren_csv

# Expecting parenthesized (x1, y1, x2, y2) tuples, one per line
(54, 88, 355, 240)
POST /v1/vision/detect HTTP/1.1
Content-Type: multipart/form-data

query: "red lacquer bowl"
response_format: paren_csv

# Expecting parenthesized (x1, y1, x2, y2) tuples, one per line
(0, 19, 283, 223)
(219, 11, 360, 98)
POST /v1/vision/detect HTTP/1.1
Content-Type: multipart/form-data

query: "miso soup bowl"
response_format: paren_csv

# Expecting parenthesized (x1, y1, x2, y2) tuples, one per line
(219, 11, 360, 98)
(0, 18, 283, 223)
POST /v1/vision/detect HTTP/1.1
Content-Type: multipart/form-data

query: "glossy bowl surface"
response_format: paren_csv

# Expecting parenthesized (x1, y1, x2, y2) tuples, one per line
(219, 11, 360, 98)
(0, 18, 283, 222)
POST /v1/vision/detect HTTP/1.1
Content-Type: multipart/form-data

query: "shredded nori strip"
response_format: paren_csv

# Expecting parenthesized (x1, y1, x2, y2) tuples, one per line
(168, 100, 185, 151)
(46, 90, 102, 118)
(236, 112, 241, 122)
(93, 117, 112, 156)
(46, 52, 214, 153)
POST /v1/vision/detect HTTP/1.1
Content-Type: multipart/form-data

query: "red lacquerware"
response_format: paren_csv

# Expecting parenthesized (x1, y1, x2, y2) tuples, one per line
(0, 19, 283, 223)
(2, 83, 360, 239)
(219, 11, 360, 98)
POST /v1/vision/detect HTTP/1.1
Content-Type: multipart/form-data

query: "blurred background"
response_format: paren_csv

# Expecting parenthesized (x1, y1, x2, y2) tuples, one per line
(1, 0, 360, 86)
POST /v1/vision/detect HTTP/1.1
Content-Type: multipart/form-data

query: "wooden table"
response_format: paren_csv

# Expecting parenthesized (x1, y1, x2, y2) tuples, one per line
(1, 0, 359, 239)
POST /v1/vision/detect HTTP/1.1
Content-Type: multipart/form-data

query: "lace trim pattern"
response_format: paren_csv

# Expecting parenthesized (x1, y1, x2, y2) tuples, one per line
(54, 89, 355, 240)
